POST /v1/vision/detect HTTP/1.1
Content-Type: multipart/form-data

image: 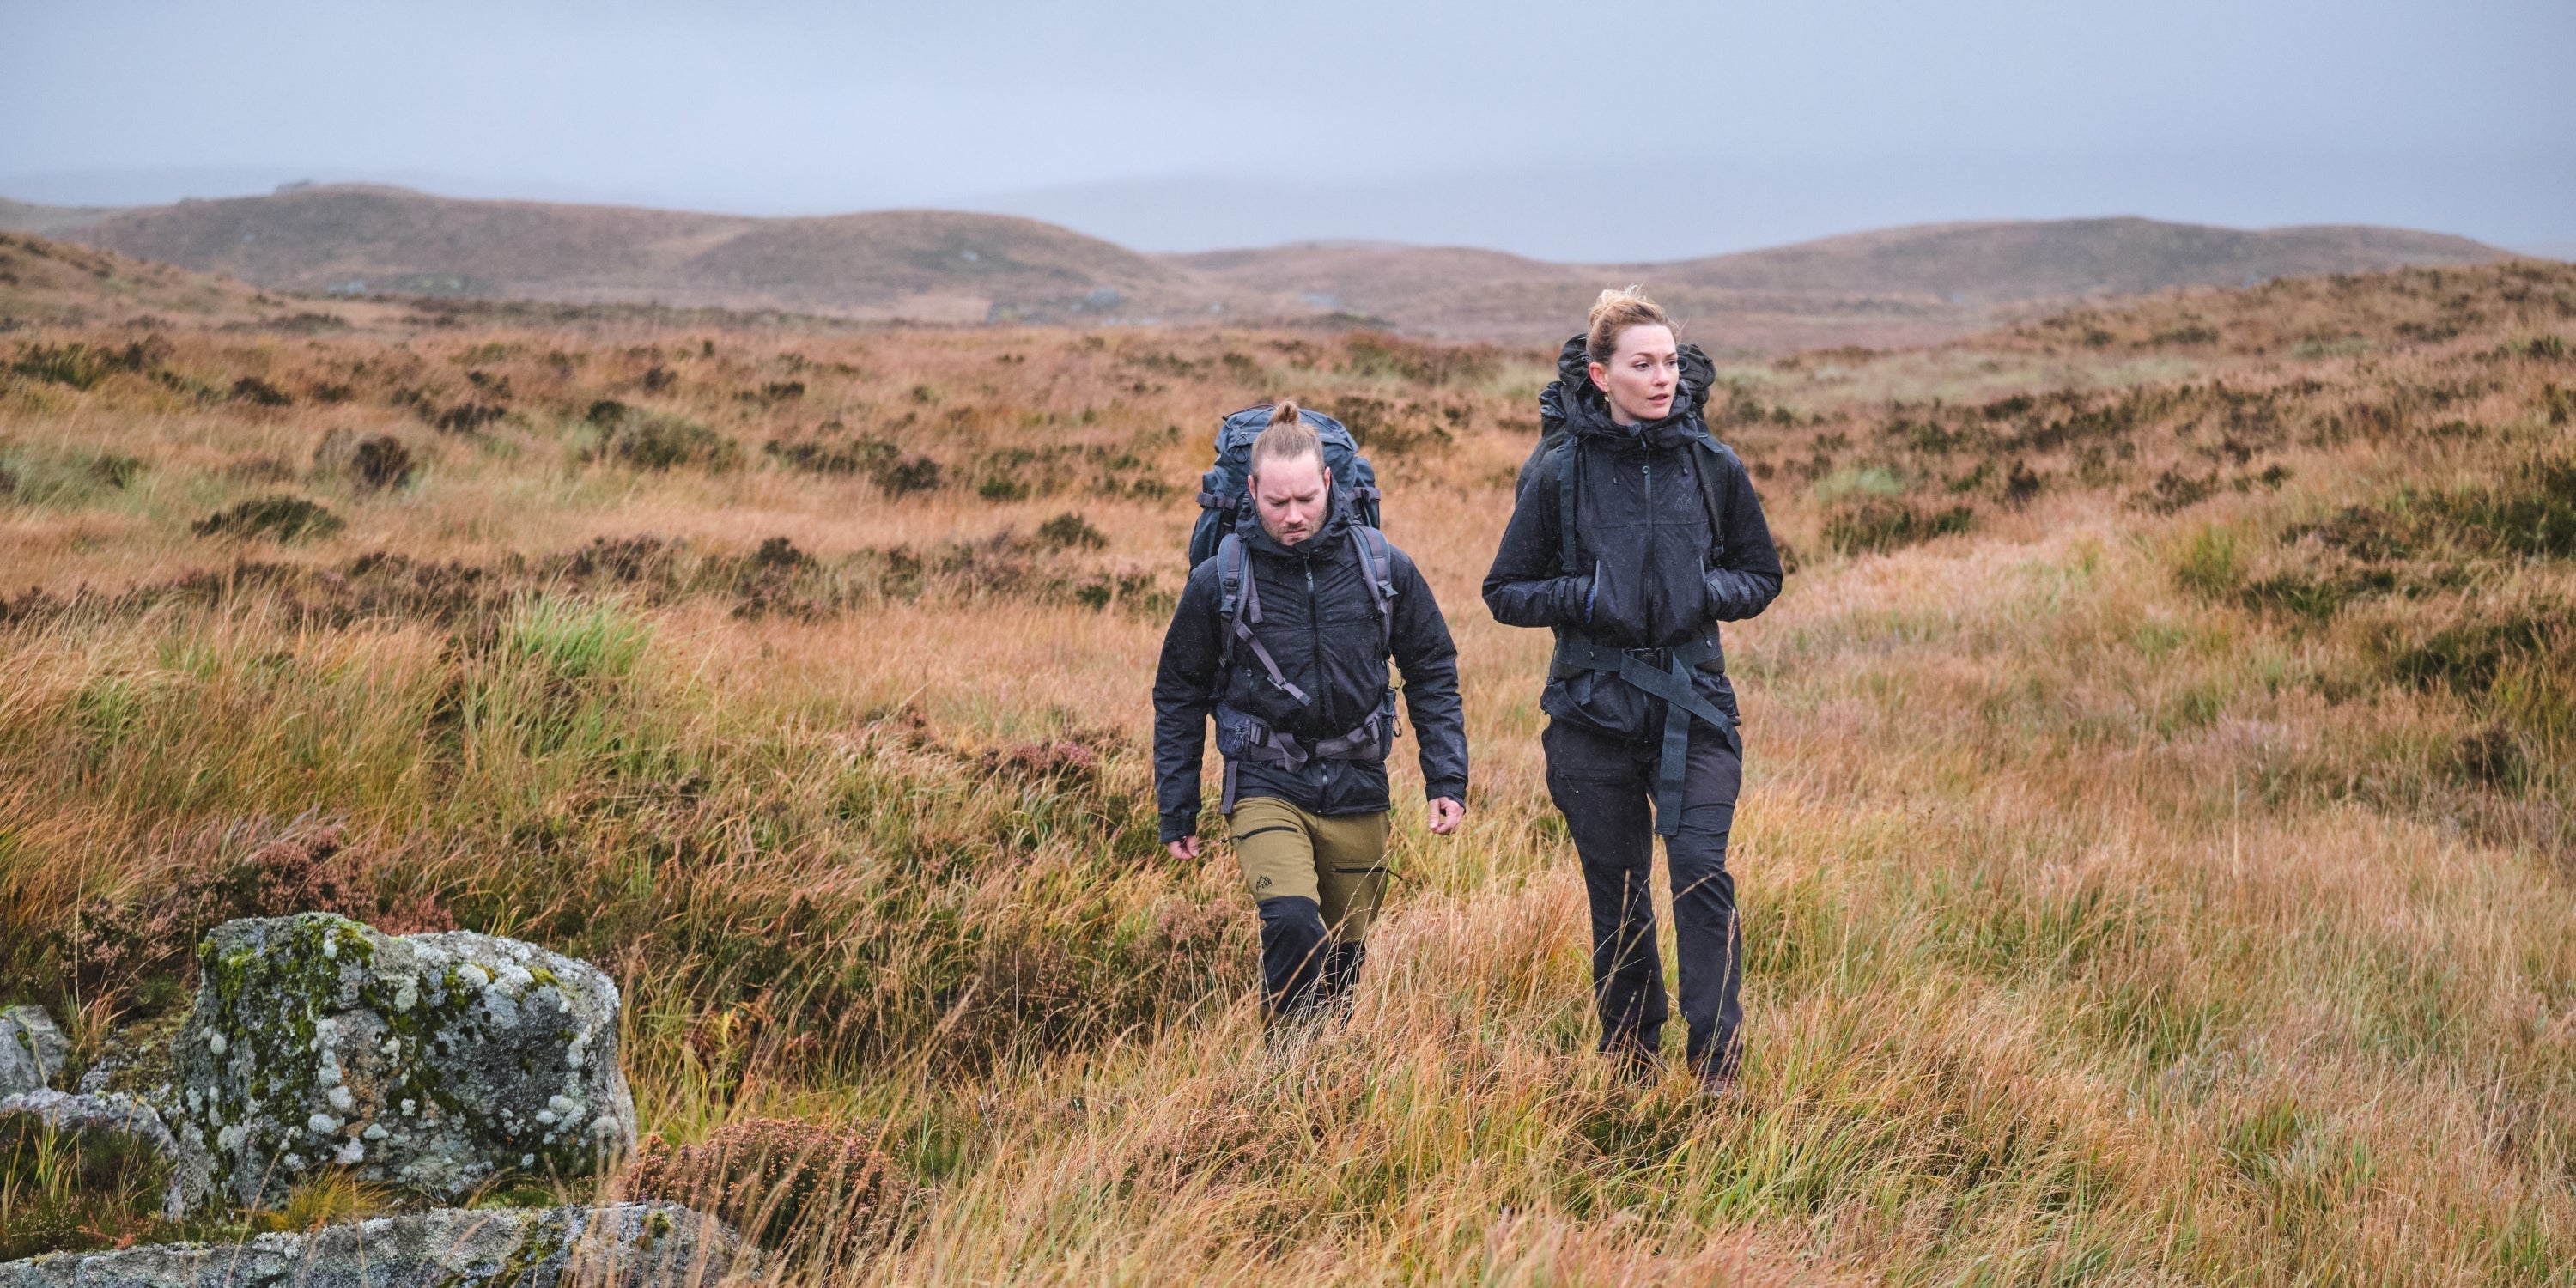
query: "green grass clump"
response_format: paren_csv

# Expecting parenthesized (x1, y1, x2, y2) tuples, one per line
(507, 596, 653, 684)
(594, 408, 741, 472)
(2172, 524, 2241, 597)
(0, 1118, 173, 1258)
(9, 340, 155, 391)
(1823, 498, 1975, 555)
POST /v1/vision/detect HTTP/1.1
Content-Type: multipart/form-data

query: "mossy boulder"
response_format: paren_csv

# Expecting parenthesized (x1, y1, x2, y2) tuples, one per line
(170, 914, 636, 1211)
(0, 1202, 748, 1288)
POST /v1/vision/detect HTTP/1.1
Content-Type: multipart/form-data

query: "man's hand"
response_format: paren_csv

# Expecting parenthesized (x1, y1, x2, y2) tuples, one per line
(1428, 797, 1465, 835)
(1166, 835, 1202, 862)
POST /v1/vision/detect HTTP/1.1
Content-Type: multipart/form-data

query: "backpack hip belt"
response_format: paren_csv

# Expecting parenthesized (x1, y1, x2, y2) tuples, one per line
(1213, 697, 1399, 814)
(1551, 634, 1741, 836)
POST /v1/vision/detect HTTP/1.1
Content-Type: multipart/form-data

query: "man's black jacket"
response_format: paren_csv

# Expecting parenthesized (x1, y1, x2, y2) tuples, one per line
(1153, 498, 1467, 843)
(1482, 341, 1784, 742)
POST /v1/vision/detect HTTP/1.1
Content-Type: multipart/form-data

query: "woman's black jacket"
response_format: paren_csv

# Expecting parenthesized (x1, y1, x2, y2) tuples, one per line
(1481, 343, 1784, 743)
(1152, 498, 1468, 843)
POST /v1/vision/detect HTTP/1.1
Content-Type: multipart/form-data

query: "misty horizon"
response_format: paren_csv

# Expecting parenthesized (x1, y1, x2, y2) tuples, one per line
(3, 1, 2568, 264)
(4, 146, 2568, 266)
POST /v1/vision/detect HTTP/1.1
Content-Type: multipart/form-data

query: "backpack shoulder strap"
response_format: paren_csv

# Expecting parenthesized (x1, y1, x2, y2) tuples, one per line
(1552, 437, 1583, 576)
(1214, 532, 1310, 706)
(1215, 532, 1247, 663)
(1686, 432, 1734, 561)
(1350, 525, 1396, 653)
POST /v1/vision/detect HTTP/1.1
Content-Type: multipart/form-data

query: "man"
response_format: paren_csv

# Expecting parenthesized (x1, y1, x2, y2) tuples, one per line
(1153, 401, 1468, 1024)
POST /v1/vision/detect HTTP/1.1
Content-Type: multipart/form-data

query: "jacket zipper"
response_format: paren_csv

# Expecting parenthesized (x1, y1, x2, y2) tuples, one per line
(1305, 555, 1328, 727)
(1641, 456, 1657, 631)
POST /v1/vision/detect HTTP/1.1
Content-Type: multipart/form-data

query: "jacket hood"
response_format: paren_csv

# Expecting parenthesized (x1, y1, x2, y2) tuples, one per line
(1541, 333, 1717, 451)
(1550, 343, 1699, 453)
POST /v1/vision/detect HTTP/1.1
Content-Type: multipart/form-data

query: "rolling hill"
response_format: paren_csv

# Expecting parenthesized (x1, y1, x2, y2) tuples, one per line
(0, 230, 286, 326)
(0, 197, 118, 238)
(2, 184, 2518, 347)
(1644, 217, 2503, 301)
(33, 185, 1234, 325)
(1172, 218, 2511, 346)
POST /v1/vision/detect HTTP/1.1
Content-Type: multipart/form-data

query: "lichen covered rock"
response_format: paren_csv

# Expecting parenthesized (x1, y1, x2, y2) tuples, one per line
(172, 914, 637, 1210)
(0, 1006, 67, 1095)
(0, 1203, 749, 1288)
(0, 1087, 211, 1220)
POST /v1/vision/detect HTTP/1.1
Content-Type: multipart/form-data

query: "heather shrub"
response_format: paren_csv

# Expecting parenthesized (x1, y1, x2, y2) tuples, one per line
(190, 495, 346, 542)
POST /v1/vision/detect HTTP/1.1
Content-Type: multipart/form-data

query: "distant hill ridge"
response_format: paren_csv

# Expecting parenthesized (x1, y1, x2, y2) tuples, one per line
(0, 185, 2512, 348)
(1642, 218, 2500, 301)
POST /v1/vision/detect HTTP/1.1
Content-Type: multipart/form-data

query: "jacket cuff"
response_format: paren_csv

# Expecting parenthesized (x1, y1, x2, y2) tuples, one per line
(1425, 780, 1467, 804)
(1158, 811, 1199, 844)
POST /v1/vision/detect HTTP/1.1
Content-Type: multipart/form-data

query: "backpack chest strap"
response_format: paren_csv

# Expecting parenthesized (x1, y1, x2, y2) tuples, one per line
(1552, 635, 1740, 836)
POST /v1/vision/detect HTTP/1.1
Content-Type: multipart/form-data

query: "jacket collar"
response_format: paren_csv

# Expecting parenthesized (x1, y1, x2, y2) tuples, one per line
(1236, 487, 1354, 559)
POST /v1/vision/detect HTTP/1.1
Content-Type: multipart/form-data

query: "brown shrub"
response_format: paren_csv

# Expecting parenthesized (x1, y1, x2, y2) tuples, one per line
(620, 1118, 905, 1250)
(62, 819, 452, 1014)
(351, 435, 415, 491)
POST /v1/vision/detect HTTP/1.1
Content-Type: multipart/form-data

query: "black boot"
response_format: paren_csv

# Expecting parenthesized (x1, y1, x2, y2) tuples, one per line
(1255, 896, 1329, 1024)
(1692, 1032, 1743, 1096)
(1605, 1035, 1662, 1086)
(1320, 939, 1366, 1017)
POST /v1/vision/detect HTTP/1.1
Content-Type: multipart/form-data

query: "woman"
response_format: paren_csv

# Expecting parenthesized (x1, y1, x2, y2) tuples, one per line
(1483, 288, 1783, 1090)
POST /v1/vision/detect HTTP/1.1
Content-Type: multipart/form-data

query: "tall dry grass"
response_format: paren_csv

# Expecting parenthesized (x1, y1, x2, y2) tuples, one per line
(3, 261, 2573, 1282)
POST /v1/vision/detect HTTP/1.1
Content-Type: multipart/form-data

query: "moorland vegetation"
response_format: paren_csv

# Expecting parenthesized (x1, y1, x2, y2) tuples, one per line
(1, 257, 2573, 1283)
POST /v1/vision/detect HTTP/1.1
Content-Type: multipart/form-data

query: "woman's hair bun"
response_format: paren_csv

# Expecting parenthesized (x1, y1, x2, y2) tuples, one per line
(1586, 285, 1675, 364)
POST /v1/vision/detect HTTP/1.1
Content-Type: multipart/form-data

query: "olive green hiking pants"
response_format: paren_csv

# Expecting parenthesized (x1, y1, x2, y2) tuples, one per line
(1226, 796, 1389, 1017)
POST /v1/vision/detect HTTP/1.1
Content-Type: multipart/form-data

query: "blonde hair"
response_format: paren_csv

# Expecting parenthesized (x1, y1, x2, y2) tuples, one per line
(1249, 400, 1324, 479)
(1586, 285, 1675, 364)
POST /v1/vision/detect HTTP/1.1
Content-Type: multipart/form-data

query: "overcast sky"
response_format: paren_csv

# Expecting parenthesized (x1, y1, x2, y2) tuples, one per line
(3, 0, 2569, 259)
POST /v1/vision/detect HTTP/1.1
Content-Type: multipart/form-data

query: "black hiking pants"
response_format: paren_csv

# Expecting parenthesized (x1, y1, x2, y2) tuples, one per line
(1542, 717, 1744, 1082)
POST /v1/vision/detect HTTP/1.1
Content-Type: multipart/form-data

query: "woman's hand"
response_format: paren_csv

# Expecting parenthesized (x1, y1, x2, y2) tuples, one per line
(1428, 798, 1465, 835)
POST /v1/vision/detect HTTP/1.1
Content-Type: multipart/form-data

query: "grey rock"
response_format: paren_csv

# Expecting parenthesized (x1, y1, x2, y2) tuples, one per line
(0, 1203, 750, 1288)
(0, 1088, 169, 1142)
(0, 1089, 207, 1218)
(172, 914, 637, 1211)
(0, 1087, 214, 1216)
(1, 1005, 67, 1094)
(76, 1011, 184, 1105)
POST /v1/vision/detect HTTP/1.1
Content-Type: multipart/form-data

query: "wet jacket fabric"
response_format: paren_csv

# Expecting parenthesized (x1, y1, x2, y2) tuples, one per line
(1482, 341, 1785, 743)
(1154, 497, 1467, 843)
